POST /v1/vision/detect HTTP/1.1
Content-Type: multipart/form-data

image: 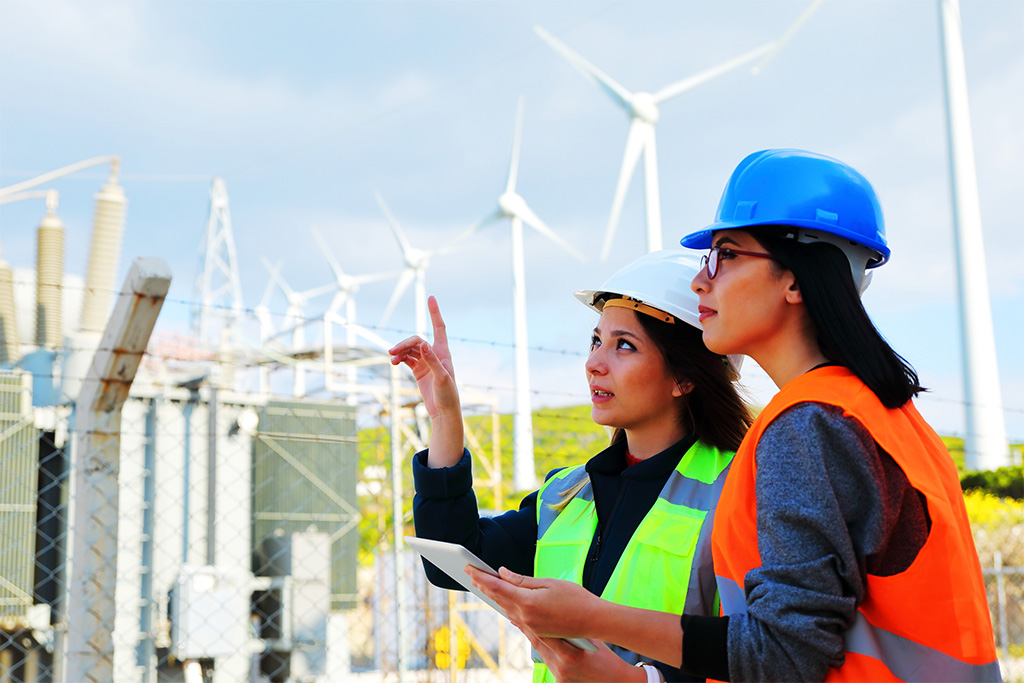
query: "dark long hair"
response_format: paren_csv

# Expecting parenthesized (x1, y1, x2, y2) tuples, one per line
(752, 230, 925, 409)
(609, 307, 753, 453)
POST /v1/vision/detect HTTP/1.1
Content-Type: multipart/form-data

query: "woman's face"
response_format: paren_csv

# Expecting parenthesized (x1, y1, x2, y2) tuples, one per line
(585, 306, 683, 434)
(690, 229, 795, 358)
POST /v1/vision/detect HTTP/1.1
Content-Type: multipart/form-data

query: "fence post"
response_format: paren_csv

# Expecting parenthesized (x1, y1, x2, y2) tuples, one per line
(994, 549, 1009, 652)
(389, 362, 408, 682)
(64, 257, 171, 682)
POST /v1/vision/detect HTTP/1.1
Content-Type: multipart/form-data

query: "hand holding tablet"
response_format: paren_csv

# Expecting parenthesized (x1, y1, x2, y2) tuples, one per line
(404, 536, 598, 652)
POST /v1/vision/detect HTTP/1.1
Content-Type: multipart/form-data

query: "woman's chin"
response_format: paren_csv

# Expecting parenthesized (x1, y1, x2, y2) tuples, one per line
(590, 409, 613, 428)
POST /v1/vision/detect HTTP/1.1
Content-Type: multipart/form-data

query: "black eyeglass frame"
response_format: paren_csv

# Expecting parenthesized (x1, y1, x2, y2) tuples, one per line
(700, 247, 777, 279)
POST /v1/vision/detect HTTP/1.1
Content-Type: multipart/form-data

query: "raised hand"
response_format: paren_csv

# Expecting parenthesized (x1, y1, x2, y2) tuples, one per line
(388, 296, 464, 466)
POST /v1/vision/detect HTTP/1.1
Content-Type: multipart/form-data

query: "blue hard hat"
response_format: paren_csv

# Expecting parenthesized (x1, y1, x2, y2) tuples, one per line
(680, 149, 890, 267)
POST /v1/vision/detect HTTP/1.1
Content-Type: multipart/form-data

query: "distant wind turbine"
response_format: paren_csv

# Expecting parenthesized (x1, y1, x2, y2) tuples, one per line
(310, 226, 399, 403)
(461, 96, 587, 492)
(375, 193, 464, 339)
(535, 0, 825, 261)
(311, 225, 397, 325)
(261, 255, 335, 396)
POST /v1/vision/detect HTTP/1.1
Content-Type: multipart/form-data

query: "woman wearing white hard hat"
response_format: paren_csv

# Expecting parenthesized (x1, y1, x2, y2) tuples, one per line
(471, 149, 1000, 681)
(389, 250, 752, 683)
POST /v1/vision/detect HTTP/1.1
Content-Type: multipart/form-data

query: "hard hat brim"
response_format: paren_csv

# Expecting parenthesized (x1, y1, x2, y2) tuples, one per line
(680, 219, 890, 267)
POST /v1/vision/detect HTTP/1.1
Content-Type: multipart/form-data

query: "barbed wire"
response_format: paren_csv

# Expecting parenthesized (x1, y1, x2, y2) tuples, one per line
(6, 276, 591, 357)
(5, 279, 1023, 420)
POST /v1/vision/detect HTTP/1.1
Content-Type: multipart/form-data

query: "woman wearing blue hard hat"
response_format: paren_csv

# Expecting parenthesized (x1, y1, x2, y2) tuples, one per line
(470, 149, 1000, 681)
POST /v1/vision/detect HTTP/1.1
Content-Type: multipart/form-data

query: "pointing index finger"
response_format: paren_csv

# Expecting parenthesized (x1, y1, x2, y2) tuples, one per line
(428, 296, 449, 347)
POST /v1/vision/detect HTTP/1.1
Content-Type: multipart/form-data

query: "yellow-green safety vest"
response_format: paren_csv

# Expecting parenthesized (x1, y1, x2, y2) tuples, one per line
(531, 440, 734, 683)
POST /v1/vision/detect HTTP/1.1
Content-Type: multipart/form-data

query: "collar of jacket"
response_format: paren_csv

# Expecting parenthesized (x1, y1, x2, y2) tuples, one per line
(585, 433, 697, 480)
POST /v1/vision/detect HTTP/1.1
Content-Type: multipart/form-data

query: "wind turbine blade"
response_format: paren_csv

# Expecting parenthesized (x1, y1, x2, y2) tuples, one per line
(453, 208, 503, 244)
(506, 96, 525, 194)
(433, 236, 470, 257)
(534, 25, 634, 113)
(600, 120, 648, 262)
(752, 0, 826, 75)
(303, 282, 339, 300)
(262, 256, 294, 297)
(311, 226, 346, 282)
(652, 42, 774, 104)
(258, 258, 282, 306)
(375, 192, 414, 256)
(379, 268, 416, 327)
(516, 201, 587, 263)
(353, 269, 402, 286)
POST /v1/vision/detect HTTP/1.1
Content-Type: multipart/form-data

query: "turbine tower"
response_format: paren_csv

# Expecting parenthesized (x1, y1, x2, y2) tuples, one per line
(462, 97, 586, 492)
(191, 177, 244, 347)
(535, 0, 824, 261)
(253, 264, 280, 397)
(937, 0, 1009, 470)
(376, 192, 463, 340)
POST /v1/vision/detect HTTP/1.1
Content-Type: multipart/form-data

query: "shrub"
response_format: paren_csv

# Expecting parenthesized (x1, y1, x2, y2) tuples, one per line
(961, 465, 1024, 501)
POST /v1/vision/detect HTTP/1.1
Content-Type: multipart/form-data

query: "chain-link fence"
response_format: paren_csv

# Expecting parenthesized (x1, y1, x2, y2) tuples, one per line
(1, 365, 1022, 682)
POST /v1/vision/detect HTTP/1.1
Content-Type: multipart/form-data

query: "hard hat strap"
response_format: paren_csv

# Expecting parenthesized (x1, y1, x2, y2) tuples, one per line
(602, 297, 676, 324)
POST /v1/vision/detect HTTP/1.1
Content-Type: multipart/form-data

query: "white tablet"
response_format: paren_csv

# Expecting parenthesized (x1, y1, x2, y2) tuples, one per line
(404, 535, 598, 652)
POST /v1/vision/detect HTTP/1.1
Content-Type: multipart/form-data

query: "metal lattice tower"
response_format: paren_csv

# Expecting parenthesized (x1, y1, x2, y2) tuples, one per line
(191, 177, 244, 346)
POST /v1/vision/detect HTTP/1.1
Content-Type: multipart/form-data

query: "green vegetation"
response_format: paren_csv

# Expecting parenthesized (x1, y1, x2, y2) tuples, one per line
(961, 465, 1024, 500)
(356, 405, 1023, 561)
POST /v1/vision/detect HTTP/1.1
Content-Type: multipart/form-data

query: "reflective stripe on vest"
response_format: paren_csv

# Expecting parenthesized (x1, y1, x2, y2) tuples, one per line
(712, 366, 1000, 681)
(531, 440, 733, 682)
(718, 574, 1001, 682)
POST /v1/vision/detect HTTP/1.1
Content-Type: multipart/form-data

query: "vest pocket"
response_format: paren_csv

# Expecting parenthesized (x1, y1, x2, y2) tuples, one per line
(604, 504, 705, 614)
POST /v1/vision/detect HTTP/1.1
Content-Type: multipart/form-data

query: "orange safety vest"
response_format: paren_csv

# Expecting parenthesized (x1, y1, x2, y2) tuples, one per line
(711, 366, 1000, 681)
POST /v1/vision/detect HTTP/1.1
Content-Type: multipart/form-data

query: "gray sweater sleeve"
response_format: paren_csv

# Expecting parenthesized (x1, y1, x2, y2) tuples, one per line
(725, 402, 927, 682)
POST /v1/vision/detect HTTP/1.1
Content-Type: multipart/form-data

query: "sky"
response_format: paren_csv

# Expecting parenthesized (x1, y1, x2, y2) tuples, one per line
(1, 0, 1022, 446)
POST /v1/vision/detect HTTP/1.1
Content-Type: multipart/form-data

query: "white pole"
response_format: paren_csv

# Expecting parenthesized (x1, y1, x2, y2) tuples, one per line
(642, 125, 663, 253)
(414, 269, 428, 341)
(937, 0, 1009, 470)
(510, 217, 536, 492)
(389, 363, 408, 683)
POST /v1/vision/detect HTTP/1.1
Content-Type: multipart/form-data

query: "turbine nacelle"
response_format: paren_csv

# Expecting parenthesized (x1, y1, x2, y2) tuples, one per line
(498, 191, 528, 219)
(629, 93, 660, 124)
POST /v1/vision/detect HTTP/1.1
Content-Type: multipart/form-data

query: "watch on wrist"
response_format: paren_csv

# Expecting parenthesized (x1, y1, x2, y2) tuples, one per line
(634, 662, 663, 683)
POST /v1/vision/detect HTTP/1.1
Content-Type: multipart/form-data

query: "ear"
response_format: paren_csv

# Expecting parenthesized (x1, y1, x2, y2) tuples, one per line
(673, 382, 694, 398)
(783, 272, 804, 305)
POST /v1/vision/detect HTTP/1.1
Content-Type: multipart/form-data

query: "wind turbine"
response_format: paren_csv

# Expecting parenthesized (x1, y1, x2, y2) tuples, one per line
(261, 256, 335, 396)
(462, 96, 586, 492)
(310, 225, 398, 402)
(376, 192, 464, 340)
(311, 226, 397, 325)
(535, 0, 825, 261)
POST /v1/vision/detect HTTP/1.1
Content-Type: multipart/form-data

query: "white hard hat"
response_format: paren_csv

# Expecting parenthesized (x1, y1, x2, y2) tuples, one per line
(574, 249, 743, 376)
(575, 250, 704, 328)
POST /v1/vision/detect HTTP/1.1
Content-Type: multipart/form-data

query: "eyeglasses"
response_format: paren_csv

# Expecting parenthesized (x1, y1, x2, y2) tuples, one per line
(700, 246, 777, 279)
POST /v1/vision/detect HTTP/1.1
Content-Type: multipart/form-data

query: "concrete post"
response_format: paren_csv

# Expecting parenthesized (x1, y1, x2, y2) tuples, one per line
(65, 257, 171, 682)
